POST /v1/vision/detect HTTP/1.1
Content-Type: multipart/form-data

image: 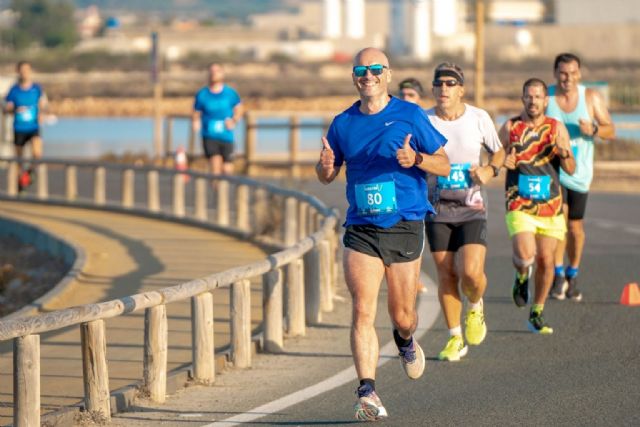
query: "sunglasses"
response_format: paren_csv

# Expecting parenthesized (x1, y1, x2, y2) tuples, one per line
(353, 64, 388, 77)
(433, 80, 461, 87)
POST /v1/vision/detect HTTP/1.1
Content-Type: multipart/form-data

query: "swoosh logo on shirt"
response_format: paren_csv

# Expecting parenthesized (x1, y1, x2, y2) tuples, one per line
(385, 121, 396, 126)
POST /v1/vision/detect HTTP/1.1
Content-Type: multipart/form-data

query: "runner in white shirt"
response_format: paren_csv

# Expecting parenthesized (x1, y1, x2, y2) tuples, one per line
(424, 63, 505, 361)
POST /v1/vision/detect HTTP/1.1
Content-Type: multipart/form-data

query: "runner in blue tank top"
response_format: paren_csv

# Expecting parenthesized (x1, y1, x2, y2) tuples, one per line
(191, 63, 244, 176)
(3, 61, 48, 192)
(316, 47, 449, 422)
(545, 53, 616, 302)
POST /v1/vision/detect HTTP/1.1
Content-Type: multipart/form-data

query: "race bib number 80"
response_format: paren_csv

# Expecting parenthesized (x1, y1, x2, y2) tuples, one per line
(518, 174, 551, 200)
(355, 181, 397, 216)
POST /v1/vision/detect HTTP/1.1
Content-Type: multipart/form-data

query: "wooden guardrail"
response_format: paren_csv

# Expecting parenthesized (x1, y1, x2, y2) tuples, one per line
(163, 111, 334, 178)
(0, 158, 339, 426)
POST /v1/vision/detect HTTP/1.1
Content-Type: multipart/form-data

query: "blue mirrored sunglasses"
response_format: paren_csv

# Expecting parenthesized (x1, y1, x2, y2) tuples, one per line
(353, 64, 388, 77)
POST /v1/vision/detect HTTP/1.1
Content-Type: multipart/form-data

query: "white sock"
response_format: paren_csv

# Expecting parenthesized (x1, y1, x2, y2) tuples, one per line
(468, 298, 483, 311)
(449, 326, 462, 337)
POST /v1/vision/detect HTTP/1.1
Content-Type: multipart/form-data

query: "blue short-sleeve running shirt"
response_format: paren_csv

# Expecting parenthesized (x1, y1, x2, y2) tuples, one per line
(327, 96, 447, 228)
(5, 83, 43, 133)
(194, 84, 241, 143)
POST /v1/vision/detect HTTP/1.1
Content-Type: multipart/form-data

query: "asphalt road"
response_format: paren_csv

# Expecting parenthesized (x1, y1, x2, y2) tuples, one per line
(247, 184, 640, 426)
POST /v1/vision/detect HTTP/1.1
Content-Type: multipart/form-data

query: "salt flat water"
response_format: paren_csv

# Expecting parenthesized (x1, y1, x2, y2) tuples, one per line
(37, 113, 640, 159)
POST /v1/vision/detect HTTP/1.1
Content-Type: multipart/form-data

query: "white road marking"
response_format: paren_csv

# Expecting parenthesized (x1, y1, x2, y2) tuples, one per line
(204, 271, 441, 427)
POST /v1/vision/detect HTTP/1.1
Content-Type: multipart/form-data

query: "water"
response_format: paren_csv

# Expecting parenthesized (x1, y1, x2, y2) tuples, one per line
(33, 113, 640, 159)
(39, 116, 328, 159)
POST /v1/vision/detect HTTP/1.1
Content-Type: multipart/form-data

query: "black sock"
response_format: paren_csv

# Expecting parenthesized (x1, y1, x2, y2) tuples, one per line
(359, 378, 375, 391)
(393, 329, 412, 348)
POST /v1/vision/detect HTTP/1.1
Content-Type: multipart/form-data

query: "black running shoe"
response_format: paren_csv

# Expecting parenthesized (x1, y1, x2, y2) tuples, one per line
(512, 274, 529, 308)
(527, 310, 553, 334)
(566, 276, 583, 301)
(549, 275, 568, 300)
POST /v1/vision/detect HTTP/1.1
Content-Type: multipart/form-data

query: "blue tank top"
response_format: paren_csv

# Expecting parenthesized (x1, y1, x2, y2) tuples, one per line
(546, 84, 593, 193)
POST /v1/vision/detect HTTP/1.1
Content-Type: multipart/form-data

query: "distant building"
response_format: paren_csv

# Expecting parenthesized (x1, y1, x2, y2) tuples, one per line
(554, 0, 640, 24)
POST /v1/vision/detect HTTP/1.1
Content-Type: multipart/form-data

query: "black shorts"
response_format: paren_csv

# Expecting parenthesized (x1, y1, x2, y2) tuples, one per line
(14, 130, 39, 147)
(343, 220, 424, 266)
(426, 219, 487, 253)
(203, 138, 234, 161)
(561, 186, 589, 220)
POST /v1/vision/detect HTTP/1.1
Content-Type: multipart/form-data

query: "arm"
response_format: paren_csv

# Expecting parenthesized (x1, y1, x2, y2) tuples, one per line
(191, 109, 201, 134)
(316, 136, 340, 184)
(580, 88, 615, 140)
(226, 103, 245, 130)
(555, 122, 576, 175)
(498, 120, 518, 170)
(415, 146, 450, 177)
(38, 92, 49, 124)
(470, 147, 506, 185)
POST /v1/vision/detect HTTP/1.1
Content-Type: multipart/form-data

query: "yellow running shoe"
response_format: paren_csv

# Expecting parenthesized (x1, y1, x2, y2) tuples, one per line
(464, 306, 487, 345)
(438, 335, 468, 362)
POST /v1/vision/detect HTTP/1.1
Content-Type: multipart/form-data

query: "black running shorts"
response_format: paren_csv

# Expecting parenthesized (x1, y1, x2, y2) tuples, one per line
(14, 130, 39, 147)
(561, 186, 589, 220)
(203, 138, 234, 161)
(343, 220, 425, 266)
(426, 219, 487, 253)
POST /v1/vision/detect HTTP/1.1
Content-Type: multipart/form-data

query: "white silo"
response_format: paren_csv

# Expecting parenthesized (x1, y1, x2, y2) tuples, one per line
(344, 0, 365, 39)
(323, 0, 342, 39)
(432, 0, 457, 37)
(389, 0, 407, 56)
(412, 0, 432, 61)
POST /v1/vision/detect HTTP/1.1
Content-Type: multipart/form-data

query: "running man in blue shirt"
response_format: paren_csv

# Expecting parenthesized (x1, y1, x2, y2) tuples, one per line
(191, 63, 244, 175)
(4, 61, 48, 192)
(316, 47, 449, 422)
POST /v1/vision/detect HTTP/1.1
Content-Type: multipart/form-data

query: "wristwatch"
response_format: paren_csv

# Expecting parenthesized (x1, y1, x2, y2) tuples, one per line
(490, 164, 500, 177)
(592, 122, 599, 137)
(414, 152, 424, 166)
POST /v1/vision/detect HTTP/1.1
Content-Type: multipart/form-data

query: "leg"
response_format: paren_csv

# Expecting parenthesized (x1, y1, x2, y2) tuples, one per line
(566, 218, 585, 269)
(343, 248, 385, 381)
(553, 203, 569, 267)
(210, 154, 223, 175)
(432, 251, 460, 329)
(30, 136, 43, 159)
(512, 232, 536, 275)
(533, 235, 559, 305)
(385, 257, 422, 338)
(222, 161, 234, 175)
(459, 244, 487, 304)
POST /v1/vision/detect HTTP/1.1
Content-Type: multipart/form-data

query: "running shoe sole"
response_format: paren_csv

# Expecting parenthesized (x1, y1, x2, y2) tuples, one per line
(526, 320, 553, 335)
(354, 400, 388, 421)
(438, 344, 469, 362)
(549, 280, 568, 300)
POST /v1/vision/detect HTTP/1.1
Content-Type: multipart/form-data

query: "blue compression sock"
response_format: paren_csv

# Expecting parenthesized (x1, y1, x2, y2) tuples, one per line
(566, 266, 579, 279)
(555, 265, 565, 276)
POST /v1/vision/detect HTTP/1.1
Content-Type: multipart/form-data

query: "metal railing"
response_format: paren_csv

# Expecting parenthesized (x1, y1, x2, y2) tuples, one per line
(0, 157, 339, 426)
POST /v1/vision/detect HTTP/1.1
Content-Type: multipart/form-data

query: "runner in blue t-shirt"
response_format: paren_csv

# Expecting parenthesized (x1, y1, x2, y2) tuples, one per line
(191, 63, 244, 175)
(4, 61, 48, 192)
(316, 47, 449, 422)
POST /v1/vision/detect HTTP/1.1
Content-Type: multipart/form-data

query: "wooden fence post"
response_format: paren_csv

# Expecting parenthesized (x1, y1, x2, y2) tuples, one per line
(263, 269, 283, 352)
(231, 279, 252, 368)
(303, 246, 322, 325)
(245, 113, 257, 176)
(36, 163, 48, 200)
(94, 166, 106, 206)
(194, 177, 208, 221)
(284, 196, 298, 246)
(81, 320, 111, 420)
(143, 305, 167, 402)
(147, 170, 160, 213)
(13, 335, 40, 427)
(191, 293, 215, 384)
(66, 165, 77, 201)
(298, 202, 309, 240)
(121, 169, 135, 208)
(216, 179, 230, 226)
(235, 184, 250, 231)
(6, 161, 18, 197)
(173, 173, 185, 217)
(286, 259, 306, 336)
(319, 239, 334, 312)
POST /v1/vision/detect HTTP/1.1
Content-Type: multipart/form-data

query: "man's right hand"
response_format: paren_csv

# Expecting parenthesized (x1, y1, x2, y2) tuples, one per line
(319, 137, 335, 179)
(504, 147, 517, 170)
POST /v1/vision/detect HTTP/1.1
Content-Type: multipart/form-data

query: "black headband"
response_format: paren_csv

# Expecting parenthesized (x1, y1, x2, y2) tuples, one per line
(433, 69, 464, 84)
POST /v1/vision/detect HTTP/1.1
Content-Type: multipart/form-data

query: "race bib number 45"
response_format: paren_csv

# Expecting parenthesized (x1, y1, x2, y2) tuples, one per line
(437, 163, 472, 190)
(518, 174, 551, 200)
(355, 181, 397, 216)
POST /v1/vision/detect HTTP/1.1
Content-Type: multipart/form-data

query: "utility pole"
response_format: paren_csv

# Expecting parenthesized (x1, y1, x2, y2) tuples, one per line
(474, 0, 485, 108)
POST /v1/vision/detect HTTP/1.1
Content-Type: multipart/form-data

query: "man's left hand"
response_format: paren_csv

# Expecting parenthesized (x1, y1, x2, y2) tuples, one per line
(396, 134, 416, 168)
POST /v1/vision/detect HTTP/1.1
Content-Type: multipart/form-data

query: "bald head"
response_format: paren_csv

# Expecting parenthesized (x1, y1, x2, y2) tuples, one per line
(353, 47, 390, 68)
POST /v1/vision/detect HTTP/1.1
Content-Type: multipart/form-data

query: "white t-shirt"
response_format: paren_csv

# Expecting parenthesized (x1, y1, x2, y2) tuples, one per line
(425, 104, 502, 223)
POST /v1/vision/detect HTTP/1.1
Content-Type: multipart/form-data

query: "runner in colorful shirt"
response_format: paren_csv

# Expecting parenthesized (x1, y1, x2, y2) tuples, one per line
(498, 78, 575, 334)
(424, 63, 505, 361)
(317, 47, 449, 422)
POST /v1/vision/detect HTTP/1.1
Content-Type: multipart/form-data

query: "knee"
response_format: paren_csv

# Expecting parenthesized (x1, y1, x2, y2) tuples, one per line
(568, 221, 584, 236)
(535, 251, 555, 270)
(437, 268, 458, 287)
(352, 302, 376, 328)
(390, 307, 416, 332)
(461, 265, 483, 285)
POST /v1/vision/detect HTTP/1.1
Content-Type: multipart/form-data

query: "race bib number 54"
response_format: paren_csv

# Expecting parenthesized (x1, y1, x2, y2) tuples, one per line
(355, 181, 397, 216)
(518, 174, 551, 200)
